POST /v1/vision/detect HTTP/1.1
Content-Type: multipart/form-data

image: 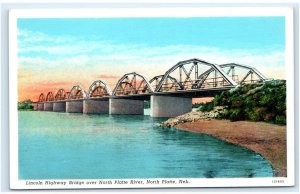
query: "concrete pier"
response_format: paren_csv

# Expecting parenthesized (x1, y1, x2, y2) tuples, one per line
(32, 103, 38, 111)
(83, 99, 109, 114)
(109, 98, 144, 115)
(37, 103, 44, 111)
(53, 101, 66, 112)
(44, 102, 53, 111)
(66, 100, 83, 113)
(150, 95, 192, 118)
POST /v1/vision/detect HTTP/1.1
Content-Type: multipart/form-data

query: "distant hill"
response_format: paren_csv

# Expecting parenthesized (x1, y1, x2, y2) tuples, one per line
(198, 80, 286, 124)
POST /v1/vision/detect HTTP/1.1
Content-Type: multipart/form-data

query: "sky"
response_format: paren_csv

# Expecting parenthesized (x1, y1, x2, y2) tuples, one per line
(17, 17, 285, 102)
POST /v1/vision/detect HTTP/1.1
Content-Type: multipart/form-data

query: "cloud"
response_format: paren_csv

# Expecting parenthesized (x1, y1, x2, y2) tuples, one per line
(18, 29, 284, 71)
(18, 49, 285, 90)
(18, 29, 75, 44)
(17, 29, 286, 101)
(97, 74, 119, 79)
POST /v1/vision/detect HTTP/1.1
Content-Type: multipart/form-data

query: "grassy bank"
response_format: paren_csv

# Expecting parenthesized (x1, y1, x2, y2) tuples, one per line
(198, 80, 286, 124)
(161, 80, 287, 177)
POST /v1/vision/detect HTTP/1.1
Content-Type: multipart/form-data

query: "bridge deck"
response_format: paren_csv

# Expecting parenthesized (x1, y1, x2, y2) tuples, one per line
(40, 86, 234, 102)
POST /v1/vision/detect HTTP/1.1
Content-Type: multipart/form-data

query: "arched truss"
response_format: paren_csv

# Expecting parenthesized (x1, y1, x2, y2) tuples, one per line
(66, 92, 70, 98)
(38, 93, 45, 102)
(112, 72, 154, 96)
(46, 92, 54, 101)
(68, 85, 87, 99)
(149, 75, 183, 92)
(55, 89, 67, 101)
(155, 58, 237, 92)
(88, 80, 112, 98)
(220, 63, 267, 84)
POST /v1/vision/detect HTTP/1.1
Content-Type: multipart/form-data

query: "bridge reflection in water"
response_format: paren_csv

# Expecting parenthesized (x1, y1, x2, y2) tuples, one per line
(34, 58, 268, 118)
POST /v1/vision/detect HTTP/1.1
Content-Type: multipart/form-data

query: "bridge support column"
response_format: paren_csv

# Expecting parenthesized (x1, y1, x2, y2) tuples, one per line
(32, 103, 38, 111)
(37, 103, 44, 111)
(83, 99, 109, 114)
(150, 95, 192, 118)
(44, 102, 53, 111)
(109, 98, 144, 115)
(53, 101, 66, 112)
(66, 100, 83, 113)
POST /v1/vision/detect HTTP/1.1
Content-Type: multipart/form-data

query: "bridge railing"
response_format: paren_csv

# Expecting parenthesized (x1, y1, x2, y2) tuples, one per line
(196, 77, 236, 88)
(158, 76, 236, 92)
(89, 92, 110, 98)
(228, 75, 264, 85)
(114, 88, 150, 96)
(158, 84, 182, 92)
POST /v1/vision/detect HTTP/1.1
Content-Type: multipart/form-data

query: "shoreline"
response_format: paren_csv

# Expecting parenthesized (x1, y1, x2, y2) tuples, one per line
(167, 119, 286, 177)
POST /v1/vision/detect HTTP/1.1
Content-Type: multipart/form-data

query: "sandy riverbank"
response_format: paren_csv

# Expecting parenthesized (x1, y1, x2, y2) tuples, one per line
(166, 119, 286, 177)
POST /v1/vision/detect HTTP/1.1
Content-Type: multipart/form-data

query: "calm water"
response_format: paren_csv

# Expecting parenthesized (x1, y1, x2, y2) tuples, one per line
(18, 111, 273, 179)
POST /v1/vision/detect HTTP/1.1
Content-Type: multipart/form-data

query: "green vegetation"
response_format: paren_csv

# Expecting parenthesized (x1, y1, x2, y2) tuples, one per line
(144, 100, 150, 109)
(194, 102, 214, 112)
(192, 103, 204, 109)
(18, 100, 34, 110)
(199, 80, 286, 124)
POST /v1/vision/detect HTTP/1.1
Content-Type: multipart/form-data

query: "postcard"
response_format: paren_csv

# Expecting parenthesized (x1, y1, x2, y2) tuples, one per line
(9, 7, 295, 189)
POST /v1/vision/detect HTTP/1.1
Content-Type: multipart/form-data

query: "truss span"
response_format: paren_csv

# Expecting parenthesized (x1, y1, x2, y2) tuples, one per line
(220, 63, 267, 84)
(68, 85, 87, 99)
(149, 75, 183, 92)
(112, 72, 154, 96)
(38, 93, 45, 102)
(35, 59, 269, 101)
(46, 92, 54, 101)
(88, 80, 112, 98)
(156, 58, 237, 92)
(55, 89, 68, 101)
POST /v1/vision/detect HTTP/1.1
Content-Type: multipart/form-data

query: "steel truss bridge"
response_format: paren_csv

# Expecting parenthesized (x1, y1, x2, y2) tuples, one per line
(37, 58, 268, 103)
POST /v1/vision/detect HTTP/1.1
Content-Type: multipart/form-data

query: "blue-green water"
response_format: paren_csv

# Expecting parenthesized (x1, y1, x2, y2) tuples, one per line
(18, 111, 273, 179)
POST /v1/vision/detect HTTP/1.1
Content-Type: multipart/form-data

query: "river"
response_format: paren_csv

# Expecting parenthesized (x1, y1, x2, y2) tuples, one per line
(18, 111, 273, 179)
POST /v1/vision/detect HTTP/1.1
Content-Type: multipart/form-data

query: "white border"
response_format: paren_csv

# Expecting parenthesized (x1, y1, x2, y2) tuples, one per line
(9, 7, 295, 189)
(2, 0, 300, 3)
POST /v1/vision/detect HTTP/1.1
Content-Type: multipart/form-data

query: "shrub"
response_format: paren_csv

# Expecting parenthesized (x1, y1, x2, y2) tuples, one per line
(227, 108, 244, 121)
(275, 100, 286, 114)
(231, 100, 243, 108)
(244, 96, 256, 110)
(192, 103, 202, 108)
(247, 111, 262, 121)
(215, 112, 225, 119)
(199, 103, 214, 112)
(18, 102, 34, 110)
(275, 115, 286, 125)
(195, 80, 286, 124)
(259, 94, 272, 106)
(213, 95, 222, 105)
(263, 113, 276, 122)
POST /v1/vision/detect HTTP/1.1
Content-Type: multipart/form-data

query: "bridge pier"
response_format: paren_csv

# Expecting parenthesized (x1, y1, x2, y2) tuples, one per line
(83, 99, 109, 114)
(66, 100, 83, 113)
(150, 95, 192, 118)
(109, 98, 144, 115)
(44, 102, 53, 111)
(37, 103, 44, 111)
(32, 103, 38, 111)
(53, 101, 66, 112)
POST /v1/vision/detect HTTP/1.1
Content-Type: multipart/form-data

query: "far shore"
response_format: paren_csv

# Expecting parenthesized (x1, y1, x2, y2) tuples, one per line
(170, 119, 286, 177)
